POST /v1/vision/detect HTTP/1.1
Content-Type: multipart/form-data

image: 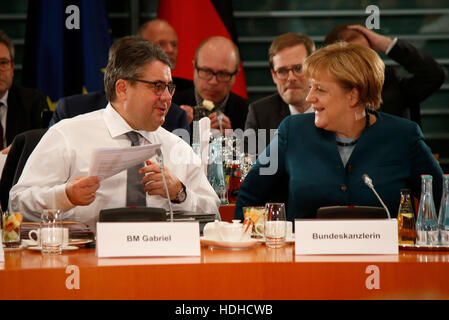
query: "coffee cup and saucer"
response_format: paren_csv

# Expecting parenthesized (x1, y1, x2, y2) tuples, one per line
(24, 228, 78, 251)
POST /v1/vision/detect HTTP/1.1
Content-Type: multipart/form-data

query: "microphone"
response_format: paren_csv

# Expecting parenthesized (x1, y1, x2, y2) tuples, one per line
(155, 148, 174, 222)
(362, 174, 391, 219)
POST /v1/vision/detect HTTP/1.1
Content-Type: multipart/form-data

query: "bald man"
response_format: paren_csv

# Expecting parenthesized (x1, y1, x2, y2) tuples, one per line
(172, 36, 248, 133)
(138, 19, 193, 92)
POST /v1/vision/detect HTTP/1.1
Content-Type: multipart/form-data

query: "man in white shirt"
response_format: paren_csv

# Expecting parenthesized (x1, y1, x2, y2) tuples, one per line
(9, 36, 220, 229)
(244, 33, 316, 153)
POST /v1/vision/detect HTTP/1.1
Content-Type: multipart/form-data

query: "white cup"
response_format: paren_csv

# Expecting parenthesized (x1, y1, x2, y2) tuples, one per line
(28, 228, 69, 248)
(218, 220, 252, 242)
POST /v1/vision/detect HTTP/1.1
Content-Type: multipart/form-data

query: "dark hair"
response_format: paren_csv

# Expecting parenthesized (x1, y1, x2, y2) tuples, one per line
(0, 30, 15, 60)
(268, 33, 315, 69)
(324, 24, 371, 47)
(104, 36, 172, 102)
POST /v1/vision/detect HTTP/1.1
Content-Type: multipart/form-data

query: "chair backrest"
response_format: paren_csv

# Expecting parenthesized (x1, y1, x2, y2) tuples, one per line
(0, 128, 47, 210)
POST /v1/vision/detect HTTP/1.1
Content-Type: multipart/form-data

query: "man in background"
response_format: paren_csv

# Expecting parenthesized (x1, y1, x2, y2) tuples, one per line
(245, 33, 315, 152)
(0, 30, 48, 154)
(173, 36, 248, 134)
(324, 24, 446, 126)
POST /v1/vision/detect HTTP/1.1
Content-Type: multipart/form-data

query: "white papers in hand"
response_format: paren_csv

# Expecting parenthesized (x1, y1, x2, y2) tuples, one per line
(88, 143, 161, 180)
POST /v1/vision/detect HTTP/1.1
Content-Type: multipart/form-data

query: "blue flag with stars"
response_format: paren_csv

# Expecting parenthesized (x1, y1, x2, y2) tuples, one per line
(22, 0, 111, 110)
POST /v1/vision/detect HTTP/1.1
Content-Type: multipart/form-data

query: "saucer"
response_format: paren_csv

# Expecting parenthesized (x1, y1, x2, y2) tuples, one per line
(28, 245, 79, 251)
(200, 237, 258, 250)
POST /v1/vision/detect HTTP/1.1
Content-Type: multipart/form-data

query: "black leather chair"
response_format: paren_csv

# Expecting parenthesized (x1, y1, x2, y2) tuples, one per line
(0, 128, 47, 210)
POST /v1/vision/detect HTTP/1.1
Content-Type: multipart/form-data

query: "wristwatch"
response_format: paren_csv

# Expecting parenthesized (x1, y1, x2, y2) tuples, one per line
(172, 182, 187, 204)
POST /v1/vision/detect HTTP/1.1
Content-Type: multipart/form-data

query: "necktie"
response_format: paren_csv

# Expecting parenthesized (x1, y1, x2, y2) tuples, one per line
(0, 102, 4, 149)
(126, 131, 146, 206)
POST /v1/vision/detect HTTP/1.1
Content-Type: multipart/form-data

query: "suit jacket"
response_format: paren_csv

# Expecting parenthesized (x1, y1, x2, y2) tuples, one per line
(245, 93, 290, 152)
(0, 128, 47, 210)
(4, 84, 48, 146)
(173, 77, 194, 93)
(173, 88, 249, 131)
(235, 111, 443, 221)
(49, 90, 190, 134)
(382, 39, 446, 126)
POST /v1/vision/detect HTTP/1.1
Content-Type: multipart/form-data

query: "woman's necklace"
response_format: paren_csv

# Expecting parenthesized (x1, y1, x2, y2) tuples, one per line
(336, 109, 371, 147)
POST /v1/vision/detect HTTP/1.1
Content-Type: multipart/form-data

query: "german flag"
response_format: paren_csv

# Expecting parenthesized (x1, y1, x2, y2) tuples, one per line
(157, 0, 248, 99)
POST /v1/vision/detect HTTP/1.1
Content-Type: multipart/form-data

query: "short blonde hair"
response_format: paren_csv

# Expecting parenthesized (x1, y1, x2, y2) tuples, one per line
(303, 42, 385, 110)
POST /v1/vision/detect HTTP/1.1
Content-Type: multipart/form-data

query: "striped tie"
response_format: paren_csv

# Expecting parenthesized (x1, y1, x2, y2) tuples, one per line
(126, 131, 147, 206)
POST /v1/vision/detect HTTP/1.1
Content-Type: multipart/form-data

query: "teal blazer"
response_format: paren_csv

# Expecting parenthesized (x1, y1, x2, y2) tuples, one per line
(235, 111, 443, 221)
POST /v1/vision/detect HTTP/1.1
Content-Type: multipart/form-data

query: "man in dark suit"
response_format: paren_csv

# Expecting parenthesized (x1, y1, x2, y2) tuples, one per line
(0, 30, 47, 153)
(173, 36, 249, 134)
(49, 90, 190, 134)
(138, 19, 193, 93)
(245, 33, 315, 153)
(324, 24, 446, 127)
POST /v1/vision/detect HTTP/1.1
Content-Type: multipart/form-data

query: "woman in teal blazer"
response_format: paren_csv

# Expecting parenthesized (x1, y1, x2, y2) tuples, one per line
(235, 42, 443, 221)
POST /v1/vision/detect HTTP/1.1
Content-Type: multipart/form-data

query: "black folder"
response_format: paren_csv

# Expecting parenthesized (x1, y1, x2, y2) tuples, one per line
(316, 206, 388, 219)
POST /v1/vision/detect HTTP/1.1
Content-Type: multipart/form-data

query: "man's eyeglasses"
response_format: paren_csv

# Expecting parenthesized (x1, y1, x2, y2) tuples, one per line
(273, 64, 303, 80)
(124, 78, 176, 96)
(0, 59, 12, 71)
(195, 64, 237, 82)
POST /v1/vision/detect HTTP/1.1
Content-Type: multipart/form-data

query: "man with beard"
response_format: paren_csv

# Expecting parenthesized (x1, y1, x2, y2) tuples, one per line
(0, 30, 47, 154)
(9, 36, 220, 230)
(245, 33, 315, 153)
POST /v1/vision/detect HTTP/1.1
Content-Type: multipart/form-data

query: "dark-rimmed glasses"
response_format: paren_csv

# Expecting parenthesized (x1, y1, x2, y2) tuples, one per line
(273, 64, 303, 80)
(0, 59, 12, 71)
(124, 78, 176, 96)
(195, 64, 237, 82)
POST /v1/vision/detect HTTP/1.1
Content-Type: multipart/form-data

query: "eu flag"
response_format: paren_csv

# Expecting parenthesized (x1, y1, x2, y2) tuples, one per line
(22, 0, 111, 110)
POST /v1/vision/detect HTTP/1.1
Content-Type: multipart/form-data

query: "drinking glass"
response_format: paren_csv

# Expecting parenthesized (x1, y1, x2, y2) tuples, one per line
(40, 209, 63, 255)
(264, 203, 287, 248)
(2, 211, 23, 248)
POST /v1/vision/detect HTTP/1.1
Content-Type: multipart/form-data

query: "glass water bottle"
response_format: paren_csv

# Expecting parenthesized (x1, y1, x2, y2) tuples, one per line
(397, 189, 416, 245)
(416, 175, 439, 246)
(207, 138, 227, 204)
(438, 174, 449, 245)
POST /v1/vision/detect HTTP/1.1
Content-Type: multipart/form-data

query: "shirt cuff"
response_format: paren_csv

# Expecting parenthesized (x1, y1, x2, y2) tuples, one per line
(54, 184, 77, 212)
(386, 37, 398, 54)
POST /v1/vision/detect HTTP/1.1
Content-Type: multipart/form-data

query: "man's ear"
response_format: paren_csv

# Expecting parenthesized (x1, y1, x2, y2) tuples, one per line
(115, 79, 128, 101)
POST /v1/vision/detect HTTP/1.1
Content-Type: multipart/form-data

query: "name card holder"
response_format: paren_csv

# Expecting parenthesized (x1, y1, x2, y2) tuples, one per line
(295, 219, 398, 255)
(96, 221, 201, 258)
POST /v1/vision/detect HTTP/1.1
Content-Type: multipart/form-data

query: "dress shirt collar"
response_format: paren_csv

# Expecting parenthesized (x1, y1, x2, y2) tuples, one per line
(0, 90, 8, 107)
(103, 103, 160, 144)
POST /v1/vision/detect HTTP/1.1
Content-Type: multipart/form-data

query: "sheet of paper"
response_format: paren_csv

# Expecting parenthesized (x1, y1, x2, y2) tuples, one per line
(88, 143, 161, 180)
(199, 117, 210, 175)
(0, 153, 7, 179)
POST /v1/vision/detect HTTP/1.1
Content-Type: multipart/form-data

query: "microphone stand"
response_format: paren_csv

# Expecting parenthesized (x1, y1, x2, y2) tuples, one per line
(362, 174, 391, 219)
(156, 148, 174, 222)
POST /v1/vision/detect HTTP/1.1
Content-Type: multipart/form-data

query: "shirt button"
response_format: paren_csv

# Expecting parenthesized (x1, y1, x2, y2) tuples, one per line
(346, 165, 353, 173)
(340, 184, 348, 192)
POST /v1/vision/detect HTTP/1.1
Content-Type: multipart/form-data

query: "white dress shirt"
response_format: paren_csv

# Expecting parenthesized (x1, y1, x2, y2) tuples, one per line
(9, 104, 220, 230)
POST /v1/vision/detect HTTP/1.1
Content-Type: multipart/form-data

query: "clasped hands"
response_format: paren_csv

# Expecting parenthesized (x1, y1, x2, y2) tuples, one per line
(65, 160, 182, 206)
(180, 105, 232, 134)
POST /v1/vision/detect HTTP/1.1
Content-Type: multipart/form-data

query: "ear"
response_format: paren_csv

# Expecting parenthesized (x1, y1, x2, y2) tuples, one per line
(347, 87, 360, 108)
(115, 79, 128, 101)
(270, 68, 278, 85)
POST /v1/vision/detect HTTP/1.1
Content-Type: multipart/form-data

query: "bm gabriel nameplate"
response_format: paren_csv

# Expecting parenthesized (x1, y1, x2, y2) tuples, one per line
(96, 221, 201, 257)
(295, 219, 398, 255)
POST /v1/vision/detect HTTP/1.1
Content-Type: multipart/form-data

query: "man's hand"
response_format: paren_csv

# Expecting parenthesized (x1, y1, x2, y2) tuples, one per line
(140, 160, 182, 200)
(180, 105, 194, 124)
(1, 145, 11, 155)
(209, 112, 231, 134)
(66, 176, 100, 206)
(348, 25, 393, 52)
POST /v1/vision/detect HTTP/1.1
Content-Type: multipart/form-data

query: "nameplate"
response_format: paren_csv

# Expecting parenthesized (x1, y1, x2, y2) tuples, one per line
(295, 219, 398, 255)
(96, 221, 201, 257)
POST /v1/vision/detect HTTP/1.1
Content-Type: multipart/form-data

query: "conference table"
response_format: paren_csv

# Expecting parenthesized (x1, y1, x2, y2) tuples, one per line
(1, 242, 449, 300)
